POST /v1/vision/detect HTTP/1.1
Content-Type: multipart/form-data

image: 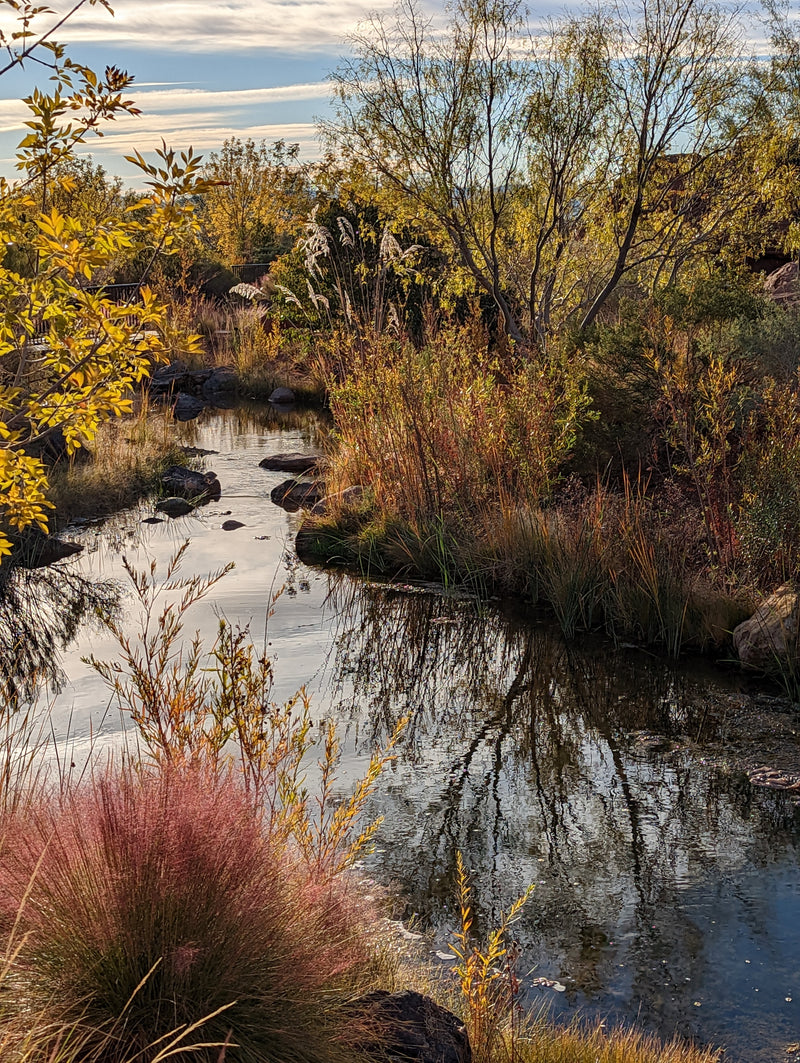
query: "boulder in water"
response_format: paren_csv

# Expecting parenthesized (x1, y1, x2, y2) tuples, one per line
(173, 392, 206, 422)
(268, 386, 295, 405)
(155, 497, 194, 518)
(259, 451, 323, 474)
(270, 479, 326, 511)
(160, 466, 221, 502)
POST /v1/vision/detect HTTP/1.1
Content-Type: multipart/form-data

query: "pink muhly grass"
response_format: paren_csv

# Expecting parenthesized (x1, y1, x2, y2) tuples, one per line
(0, 765, 375, 1063)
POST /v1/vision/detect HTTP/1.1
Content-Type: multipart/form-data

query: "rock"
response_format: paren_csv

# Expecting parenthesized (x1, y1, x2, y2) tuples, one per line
(351, 990, 471, 1063)
(180, 445, 219, 457)
(173, 392, 206, 422)
(295, 521, 321, 564)
(149, 360, 189, 393)
(188, 368, 213, 386)
(259, 451, 323, 474)
(160, 465, 221, 502)
(268, 386, 296, 405)
(733, 582, 800, 670)
(141, 517, 165, 525)
(763, 262, 800, 308)
(155, 497, 194, 518)
(17, 535, 84, 569)
(202, 366, 238, 398)
(270, 479, 326, 512)
(221, 519, 245, 531)
(310, 485, 365, 516)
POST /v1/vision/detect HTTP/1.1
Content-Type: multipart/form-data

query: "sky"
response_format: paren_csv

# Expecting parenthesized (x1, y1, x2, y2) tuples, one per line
(0, 0, 771, 183)
(0, 0, 427, 181)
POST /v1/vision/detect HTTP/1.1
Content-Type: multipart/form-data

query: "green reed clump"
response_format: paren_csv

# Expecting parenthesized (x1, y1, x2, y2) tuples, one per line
(736, 376, 800, 587)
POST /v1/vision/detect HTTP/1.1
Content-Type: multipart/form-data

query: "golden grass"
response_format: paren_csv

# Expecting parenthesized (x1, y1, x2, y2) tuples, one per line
(510, 1017, 721, 1063)
(47, 398, 184, 525)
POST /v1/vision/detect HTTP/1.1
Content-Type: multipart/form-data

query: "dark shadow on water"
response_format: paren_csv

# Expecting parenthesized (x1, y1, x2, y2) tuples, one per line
(0, 565, 120, 708)
(325, 580, 800, 1063)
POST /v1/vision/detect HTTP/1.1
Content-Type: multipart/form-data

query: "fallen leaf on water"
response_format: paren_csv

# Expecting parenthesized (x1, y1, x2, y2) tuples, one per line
(532, 977, 567, 991)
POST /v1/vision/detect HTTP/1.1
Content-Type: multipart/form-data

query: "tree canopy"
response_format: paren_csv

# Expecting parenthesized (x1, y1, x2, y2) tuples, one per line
(0, 0, 212, 559)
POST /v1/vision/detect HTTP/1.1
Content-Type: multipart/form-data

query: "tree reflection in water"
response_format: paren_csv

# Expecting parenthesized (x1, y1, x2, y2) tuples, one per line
(325, 579, 800, 1062)
(0, 564, 119, 708)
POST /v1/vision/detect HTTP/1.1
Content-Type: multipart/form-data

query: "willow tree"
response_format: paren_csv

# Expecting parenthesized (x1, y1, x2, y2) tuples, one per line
(329, 0, 533, 341)
(329, 0, 756, 347)
(577, 0, 752, 330)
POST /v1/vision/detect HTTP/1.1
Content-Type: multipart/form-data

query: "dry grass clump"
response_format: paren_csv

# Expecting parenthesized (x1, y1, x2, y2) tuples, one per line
(326, 321, 589, 522)
(314, 315, 783, 652)
(0, 550, 401, 1062)
(312, 322, 749, 651)
(191, 296, 324, 400)
(511, 1018, 721, 1063)
(47, 398, 184, 525)
(480, 476, 749, 653)
(0, 766, 377, 1063)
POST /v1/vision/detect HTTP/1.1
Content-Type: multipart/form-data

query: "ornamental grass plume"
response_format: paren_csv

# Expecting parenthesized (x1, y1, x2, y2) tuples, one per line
(0, 764, 377, 1063)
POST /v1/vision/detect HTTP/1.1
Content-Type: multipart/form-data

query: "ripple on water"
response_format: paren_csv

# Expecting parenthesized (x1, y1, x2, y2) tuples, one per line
(4, 403, 800, 1063)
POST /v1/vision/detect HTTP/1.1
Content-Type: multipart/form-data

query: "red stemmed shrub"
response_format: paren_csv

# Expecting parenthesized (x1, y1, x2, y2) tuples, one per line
(0, 765, 375, 1063)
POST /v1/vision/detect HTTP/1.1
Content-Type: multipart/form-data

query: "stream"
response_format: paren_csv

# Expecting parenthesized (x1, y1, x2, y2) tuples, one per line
(3, 403, 800, 1063)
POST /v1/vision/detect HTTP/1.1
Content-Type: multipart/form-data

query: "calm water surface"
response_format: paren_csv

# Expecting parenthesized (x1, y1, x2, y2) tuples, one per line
(4, 405, 800, 1063)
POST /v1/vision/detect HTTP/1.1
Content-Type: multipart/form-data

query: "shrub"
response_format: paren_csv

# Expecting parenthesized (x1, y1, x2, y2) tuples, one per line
(736, 376, 800, 585)
(326, 320, 591, 524)
(0, 766, 376, 1063)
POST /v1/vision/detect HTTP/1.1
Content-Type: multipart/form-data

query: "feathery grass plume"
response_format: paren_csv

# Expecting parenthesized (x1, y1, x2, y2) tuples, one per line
(0, 765, 378, 1063)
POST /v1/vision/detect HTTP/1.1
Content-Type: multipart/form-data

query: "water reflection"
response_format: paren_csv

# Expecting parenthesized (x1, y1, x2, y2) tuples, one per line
(178, 400, 330, 454)
(327, 583, 800, 1062)
(0, 565, 119, 706)
(2, 405, 797, 1061)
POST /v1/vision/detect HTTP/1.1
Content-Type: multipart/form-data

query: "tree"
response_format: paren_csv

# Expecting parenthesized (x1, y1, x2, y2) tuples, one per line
(329, 0, 534, 342)
(0, 0, 212, 560)
(329, 0, 757, 347)
(577, 0, 751, 330)
(201, 137, 310, 264)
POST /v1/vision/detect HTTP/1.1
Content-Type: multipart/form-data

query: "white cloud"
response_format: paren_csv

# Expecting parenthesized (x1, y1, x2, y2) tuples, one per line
(94, 118, 320, 156)
(10, 0, 406, 54)
(0, 81, 330, 139)
(131, 82, 332, 112)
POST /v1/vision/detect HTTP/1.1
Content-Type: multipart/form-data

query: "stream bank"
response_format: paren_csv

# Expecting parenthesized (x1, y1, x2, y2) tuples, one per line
(3, 403, 799, 1063)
